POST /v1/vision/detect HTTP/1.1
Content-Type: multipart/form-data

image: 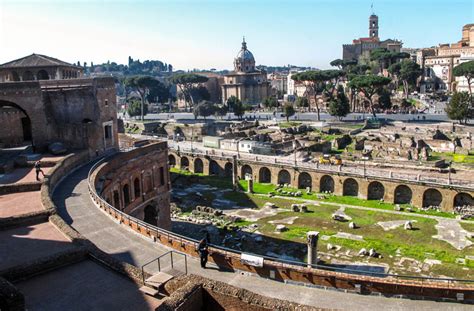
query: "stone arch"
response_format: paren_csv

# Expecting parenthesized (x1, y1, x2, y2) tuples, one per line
(343, 178, 358, 196)
(168, 154, 176, 167)
(423, 188, 442, 208)
(224, 162, 233, 178)
(0, 100, 33, 144)
(37, 70, 49, 80)
(22, 71, 34, 81)
(258, 167, 271, 183)
(394, 185, 412, 204)
(194, 158, 203, 174)
(454, 192, 473, 208)
(298, 172, 312, 189)
(122, 184, 130, 206)
(241, 165, 252, 179)
(320, 175, 334, 193)
(278, 169, 291, 185)
(367, 181, 384, 200)
(133, 177, 140, 199)
(144, 205, 157, 226)
(180, 156, 189, 169)
(11, 71, 20, 81)
(209, 160, 220, 175)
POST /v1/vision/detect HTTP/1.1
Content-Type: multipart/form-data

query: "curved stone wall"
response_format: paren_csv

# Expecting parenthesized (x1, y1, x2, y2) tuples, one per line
(168, 151, 474, 212)
(91, 142, 171, 229)
(87, 148, 474, 302)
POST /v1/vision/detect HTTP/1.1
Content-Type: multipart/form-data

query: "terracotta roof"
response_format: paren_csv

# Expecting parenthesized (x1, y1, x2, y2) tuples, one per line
(0, 54, 76, 68)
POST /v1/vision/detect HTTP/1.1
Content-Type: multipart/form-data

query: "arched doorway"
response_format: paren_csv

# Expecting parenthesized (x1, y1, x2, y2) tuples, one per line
(37, 70, 49, 80)
(278, 169, 291, 185)
(241, 165, 252, 179)
(122, 184, 130, 206)
(298, 172, 312, 189)
(320, 175, 334, 193)
(144, 205, 158, 226)
(454, 193, 473, 207)
(259, 167, 271, 183)
(209, 160, 220, 175)
(224, 162, 233, 178)
(133, 177, 141, 199)
(22, 71, 34, 81)
(11, 71, 20, 81)
(113, 190, 120, 208)
(368, 181, 384, 200)
(422, 188, 442, 207)
(194, 158, 203, 174)
(180, 157, 189, 169)
(343, 178, 358, 196)
(168, 154, 176, 167)
(0, 100, 32, 146)
(394, 185, 412, 204)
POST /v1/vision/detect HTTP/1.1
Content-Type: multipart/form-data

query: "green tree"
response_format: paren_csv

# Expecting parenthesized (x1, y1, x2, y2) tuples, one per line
(399, 60, 422, 98)
(168, 73, 209, 111)
(127, 99, 148, 119)
(214, 104, 228, 119)
(370, 48, 409, 74)
(283, 103, 295, 122)
(125, 76, 162, 120)
(226, 95, 240, 111)
(292, 70, 343, 121)
(348, 75, 391, 118)
(445, 92, 471, 124)
(453, 60, 474, 96)
(377, 88, 392, 110)
(262, 96, 279, 110)
(193, 100, 216, 120)
(328, 85, 350, 120)
(233, 100, 245, 120)
(295, 96, 309, 108)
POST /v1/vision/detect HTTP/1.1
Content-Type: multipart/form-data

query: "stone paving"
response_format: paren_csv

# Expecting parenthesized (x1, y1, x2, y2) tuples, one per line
(433, 219, 473, 250)
(17, 260, 161, 311)
(52, 162, 473, 310)
(0, 190, 43, 218)
(0, 222, 75, 270)
(0, 167, 51, 184)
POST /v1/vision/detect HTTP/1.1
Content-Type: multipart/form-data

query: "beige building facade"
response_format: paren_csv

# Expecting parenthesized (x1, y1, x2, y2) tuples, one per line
(222, 38, 270, 105)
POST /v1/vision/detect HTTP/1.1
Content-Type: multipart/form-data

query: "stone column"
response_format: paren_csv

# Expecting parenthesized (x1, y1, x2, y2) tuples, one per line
(306, 231, 319, 267)
(232, 155, 238, 191)
(247, 179, 254, 193)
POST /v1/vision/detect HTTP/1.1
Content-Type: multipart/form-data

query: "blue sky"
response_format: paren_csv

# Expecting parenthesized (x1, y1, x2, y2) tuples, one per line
(0, 0, 472, 70)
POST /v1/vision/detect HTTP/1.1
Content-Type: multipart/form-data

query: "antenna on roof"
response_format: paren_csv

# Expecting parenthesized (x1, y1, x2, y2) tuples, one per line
(371, 3, 375, 14)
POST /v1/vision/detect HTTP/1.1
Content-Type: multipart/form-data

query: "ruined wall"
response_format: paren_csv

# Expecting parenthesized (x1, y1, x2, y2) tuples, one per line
(93, 142, 171, 230)
(0, 78, 118, 153)
(0, 108, 25, 147)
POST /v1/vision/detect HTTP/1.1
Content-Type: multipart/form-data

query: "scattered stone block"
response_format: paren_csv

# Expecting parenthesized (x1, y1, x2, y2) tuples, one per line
(300, 205, 308, 213)
(358, 248, 368, 256)
(327, 243, 334, 250)
(275, 224, 288, 233)
(332, 214, 346, 222)
(404, 221, 413, 230)
(349, 222, 357, 229)
(291, 204, 300, 212)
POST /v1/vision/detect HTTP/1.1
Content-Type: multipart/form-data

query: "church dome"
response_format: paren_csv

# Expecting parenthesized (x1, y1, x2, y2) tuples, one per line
(234, 37, 256, 73)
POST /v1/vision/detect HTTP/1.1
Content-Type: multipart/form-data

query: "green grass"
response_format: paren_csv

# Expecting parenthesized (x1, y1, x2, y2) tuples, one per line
(430, 152, 474, 164)
(279, 121, 302, 129)
(460, 222, 474, 232)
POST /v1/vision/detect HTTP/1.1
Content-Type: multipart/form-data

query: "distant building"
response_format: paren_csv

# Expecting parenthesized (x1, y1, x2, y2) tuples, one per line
(418, 24, 474, 93)
(221, 38, 270, 105)
(268, 72, 287, 97)
(342, 14, 403, 62)
(286, 70, 307, 100)
(0, 53, 83, 82)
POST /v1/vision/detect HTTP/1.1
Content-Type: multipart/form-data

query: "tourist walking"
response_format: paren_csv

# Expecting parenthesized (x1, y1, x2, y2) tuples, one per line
(197, 238, 209, 268)
(34, 160, 45, 181)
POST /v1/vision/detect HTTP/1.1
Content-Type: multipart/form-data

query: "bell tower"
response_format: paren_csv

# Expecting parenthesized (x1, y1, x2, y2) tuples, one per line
(369, 14, 379, 38)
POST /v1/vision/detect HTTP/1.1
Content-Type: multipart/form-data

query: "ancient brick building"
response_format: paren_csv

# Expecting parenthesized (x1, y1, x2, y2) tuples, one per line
(0, 54, 117, 153)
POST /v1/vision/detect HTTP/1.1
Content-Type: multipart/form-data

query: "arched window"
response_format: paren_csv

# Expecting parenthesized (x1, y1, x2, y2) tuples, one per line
(134, 178, 140, 199)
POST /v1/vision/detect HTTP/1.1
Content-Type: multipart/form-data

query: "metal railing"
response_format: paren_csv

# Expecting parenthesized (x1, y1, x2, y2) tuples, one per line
(87, 156, 474, 289)
(141, 251, 188, 284)
(132, 134, 474, 189)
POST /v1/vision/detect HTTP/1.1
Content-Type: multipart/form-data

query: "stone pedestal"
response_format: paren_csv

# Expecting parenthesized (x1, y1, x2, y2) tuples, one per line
(247, 179, 254, 193)
(306, 231, 319, 267)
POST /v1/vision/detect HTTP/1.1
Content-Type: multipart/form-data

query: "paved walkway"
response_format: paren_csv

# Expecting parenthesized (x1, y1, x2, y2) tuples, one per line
(0, 190, 43, 217)
(0, 167, 50, 184)
(53, 163, 472, 310)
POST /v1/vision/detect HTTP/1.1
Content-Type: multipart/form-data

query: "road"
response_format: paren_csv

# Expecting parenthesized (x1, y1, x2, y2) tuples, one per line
(121, 111, 451, 123)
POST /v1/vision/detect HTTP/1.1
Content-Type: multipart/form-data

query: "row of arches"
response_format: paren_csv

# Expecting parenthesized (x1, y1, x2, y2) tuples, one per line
(10, 70, 50, 81)
(170, 154, 473, 209)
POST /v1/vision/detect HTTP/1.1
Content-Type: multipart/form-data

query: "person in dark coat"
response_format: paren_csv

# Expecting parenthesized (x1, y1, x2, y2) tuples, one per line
(197, 238, 209, 268)
(34, 160, 45, 181)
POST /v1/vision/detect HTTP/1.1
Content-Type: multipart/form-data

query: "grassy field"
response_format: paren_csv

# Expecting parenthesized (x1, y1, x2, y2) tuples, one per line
(279, 121, 302, 129)
(171, 169, 474, 278)
(430, 152, 474, 164)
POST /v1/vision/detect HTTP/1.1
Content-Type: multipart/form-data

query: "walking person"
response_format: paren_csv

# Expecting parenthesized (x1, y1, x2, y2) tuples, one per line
(197, 238, 209, 268)
(34, 160, 45, 181)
